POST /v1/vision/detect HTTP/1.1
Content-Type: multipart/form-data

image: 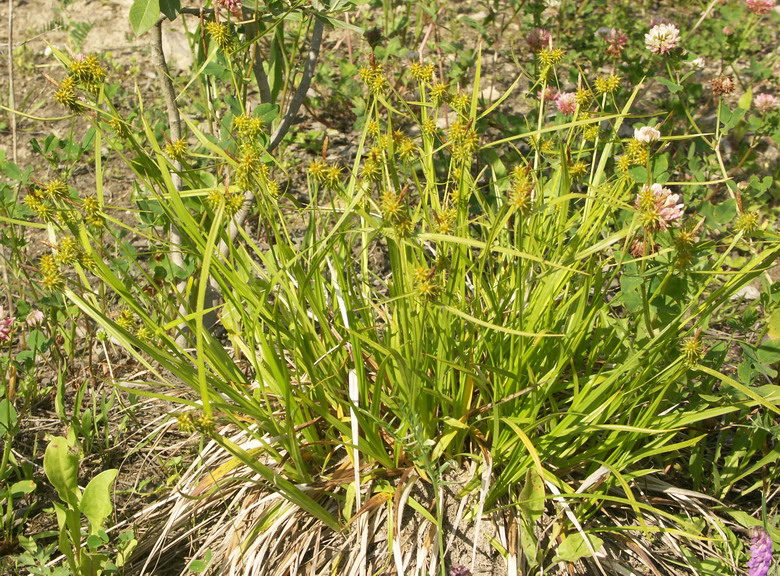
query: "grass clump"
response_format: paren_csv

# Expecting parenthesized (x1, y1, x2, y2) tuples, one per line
(1, 0, 779, 574)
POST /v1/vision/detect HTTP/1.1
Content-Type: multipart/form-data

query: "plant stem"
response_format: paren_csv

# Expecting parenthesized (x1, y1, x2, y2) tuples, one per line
(6, 0, 17, 164)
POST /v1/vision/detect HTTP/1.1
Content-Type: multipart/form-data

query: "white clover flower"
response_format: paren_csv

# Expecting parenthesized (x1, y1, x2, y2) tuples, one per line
(634, 126, 661, 143)
(690, 57, 706, 69)
(645, 23, 681, 55)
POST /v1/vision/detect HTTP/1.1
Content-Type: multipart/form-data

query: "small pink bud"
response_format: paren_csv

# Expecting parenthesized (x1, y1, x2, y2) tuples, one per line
(0, 308, 15, 343)
(26, 310, 45, 327)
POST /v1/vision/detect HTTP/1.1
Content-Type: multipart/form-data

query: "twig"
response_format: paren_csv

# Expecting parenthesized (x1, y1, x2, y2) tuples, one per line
(268, 17, 324, 152)
(7, 0, 17, 164)
(244, 6, 272, 104)
(684, 0, 719, 44)
(151, 20, 184, 270)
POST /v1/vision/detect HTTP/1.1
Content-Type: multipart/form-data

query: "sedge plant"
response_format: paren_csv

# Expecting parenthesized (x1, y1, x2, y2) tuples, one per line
(1, 1, 779, 575)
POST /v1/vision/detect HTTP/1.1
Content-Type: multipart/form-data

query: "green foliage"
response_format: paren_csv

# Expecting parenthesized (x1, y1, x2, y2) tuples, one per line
(2, 0, 780, 573)
(43, 434, 134, 575)
(129, 0, 160, 36)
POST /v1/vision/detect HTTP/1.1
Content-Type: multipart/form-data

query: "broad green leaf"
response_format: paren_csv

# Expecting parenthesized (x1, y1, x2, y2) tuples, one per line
(80, 552, 109, 575)
(129, 0, 160, 36)
(86, 534, 105, 549)
(628, 165, 648, 183)
(518, 469, 545, 525)
(0, 399, 17, 434)
(10, 479, 36, 498)
(159, 0, 180, 20)
(552, 532, 604, 563)
(656, 76, 682, 94)
(27, 329, 50, 353)
(652, 154, 669, 180)
(517, 468, 545, 567)
(82, 469, 119, 535)
(519, 518, 539, 567)
(738, 89, 752, 110)
(767, 308, 780, 341)
(44, 436, 80, 508)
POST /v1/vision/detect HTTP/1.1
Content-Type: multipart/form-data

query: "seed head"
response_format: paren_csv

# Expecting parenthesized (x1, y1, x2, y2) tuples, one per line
(414, 265, 442, 302)
(538, 47, 565, 68)
(569, 160, 588, 179)
(433, 208, 456, 234)
(69, 53, 106, 90)
(447, 120, 479, 164)
(226, 190, 246, 215)
(595, 74, 621, 95)
(380, 190, 406, 223)
(361, 151, 383, 181)
(509, 167, 534, 213)
(82, 194, 103, 227)
(194, 412, 216, 434)
(264, 179, 280, 198)
(164, 139, 188, 161)
(233, 114, 265, 142)
(449, 92, 470, 115)
(410, 61, 435, 83)
(429, 81, 449, 104)
(582, 124, 600, 141)
(205, 21, 233, 52)
(24, 194, 55, 223)
(575, 88, 593, 106)
(116, 308, 136, 331)
(710, 75, 736, 96)
(635, 183, 684, 232)
(55, 236, 82, 266)
(176, 412, 196, 433)
(680, 334, 705, 367)
(42, 178, 69, 201)
(359, 63, 387, 95)
(603, 28, 628, 57)
(396, 136, 418, 163)
(54, 76, 81, 112)
(323, 164, 343, 189)
(421, 118, 437, 137)
(40, 253, 64, 291)
(234, 145, 266, 190)
(734, 212, 759, 234)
